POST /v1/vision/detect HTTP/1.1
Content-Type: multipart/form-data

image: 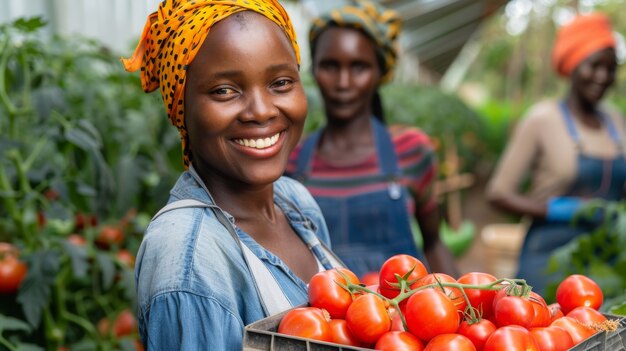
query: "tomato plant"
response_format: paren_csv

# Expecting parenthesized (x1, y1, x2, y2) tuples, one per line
(405, 288, 460, 342)
(379, 254, 428, 299)
(556, 274, 603, 314)
(375, 331, 424, 351)
(345, 293, 391, 344)
(277, 307, 331, 342)
(424, 333, 476, 351)
(308, 268, 358, 319)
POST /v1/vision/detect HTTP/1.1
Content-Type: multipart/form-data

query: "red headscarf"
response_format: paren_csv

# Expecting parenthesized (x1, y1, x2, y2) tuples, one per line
(552, 13, 616, 77)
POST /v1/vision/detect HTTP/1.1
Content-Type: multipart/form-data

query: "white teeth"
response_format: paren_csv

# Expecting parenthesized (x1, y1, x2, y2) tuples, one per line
(235, 133, 280, 149)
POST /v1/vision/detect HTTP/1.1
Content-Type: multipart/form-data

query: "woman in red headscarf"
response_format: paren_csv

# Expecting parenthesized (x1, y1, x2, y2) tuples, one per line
(487, 13, 625, 294)
(123, 1, 344, 349)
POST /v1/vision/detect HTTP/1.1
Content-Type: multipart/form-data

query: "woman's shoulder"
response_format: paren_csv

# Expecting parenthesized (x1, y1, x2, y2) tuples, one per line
(388, 124, 433, 146)
(138, 203, 245, 296)
(522, 100, 562, 122)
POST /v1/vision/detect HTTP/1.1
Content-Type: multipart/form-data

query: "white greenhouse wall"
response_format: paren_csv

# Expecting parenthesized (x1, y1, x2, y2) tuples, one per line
(0, 0, 313, 67)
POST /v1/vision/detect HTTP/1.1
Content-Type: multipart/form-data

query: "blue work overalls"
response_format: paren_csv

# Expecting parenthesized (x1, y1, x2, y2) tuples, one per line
(293, 118, 427, 277)
(516, 102, 626, 294)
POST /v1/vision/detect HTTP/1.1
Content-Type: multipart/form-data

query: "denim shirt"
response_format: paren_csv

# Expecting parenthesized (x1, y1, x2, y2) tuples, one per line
(135, 171, 334, 350)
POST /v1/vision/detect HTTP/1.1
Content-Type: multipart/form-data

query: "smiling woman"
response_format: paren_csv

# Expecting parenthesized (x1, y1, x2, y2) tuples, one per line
(486, 12, 626, 295)
(121, 1, 343, 350)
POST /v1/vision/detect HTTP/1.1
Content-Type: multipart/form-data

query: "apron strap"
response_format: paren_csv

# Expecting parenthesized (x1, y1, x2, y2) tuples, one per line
(371, 117, 403, 200)
(559, 101, 622, 150)
(152, 199, 291, 317)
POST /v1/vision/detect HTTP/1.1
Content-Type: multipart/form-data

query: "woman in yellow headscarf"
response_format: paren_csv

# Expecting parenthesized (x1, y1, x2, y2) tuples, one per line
(124, 1, 343, 349)
(286, 0, 458, 279)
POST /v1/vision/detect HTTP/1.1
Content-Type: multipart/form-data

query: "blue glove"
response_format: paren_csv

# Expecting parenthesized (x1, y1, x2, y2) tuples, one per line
(546, 197, 584, 222)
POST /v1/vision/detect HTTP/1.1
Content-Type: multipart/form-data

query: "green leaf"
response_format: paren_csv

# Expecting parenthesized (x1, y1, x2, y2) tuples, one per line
(61, 241, 89, 278)
(13, 343, 45, 351)
(96, 252, 115, 291)
(16, 250, 61, 327)
(12, 17, 47, 33)
(0, 314, 32, 332)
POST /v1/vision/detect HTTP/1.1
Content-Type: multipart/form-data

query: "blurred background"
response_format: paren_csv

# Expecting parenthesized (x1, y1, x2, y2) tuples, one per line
(1, 0, 625, 349)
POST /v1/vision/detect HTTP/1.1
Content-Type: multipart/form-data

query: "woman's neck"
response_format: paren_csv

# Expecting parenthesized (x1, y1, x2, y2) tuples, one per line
(194, 167, 277, 223)
(565, 93, 602, 129)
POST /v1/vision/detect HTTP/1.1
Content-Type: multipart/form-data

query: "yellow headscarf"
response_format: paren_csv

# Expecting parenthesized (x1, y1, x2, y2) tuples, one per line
(121, 0, 300, 168)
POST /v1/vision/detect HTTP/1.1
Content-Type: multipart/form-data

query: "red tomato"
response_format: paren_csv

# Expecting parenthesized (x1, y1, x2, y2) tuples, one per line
(75, 212, 98, 231)
(424, 333, 476, 351)
(328, 319, 363, 347)
(414, 273, 466, 313)
(116, 249, 136, 268)
(528, 291, 551, 328)
(547, 303, 564, 324)
(345, 294, 391, 344)
(67, 234, 87, 247)
(457, 272, 498, 319)
(113, 309, 137, 337)
(529, 326, 574, 351)
(494, 295, 535, 328)
(96, 225, 124, 249)
(360, 271, 380, 286)
(405, 288, 460, 342)
(484, 325, 539, 351)
(555, 274, 603, 314)
(379, 254, 428, 299)
(98, 310, 138, 338)
(308, 268, 357, 319)
(278, 307, 331, 342)
(457, 319, 496, 351)
(566, 306, 607, 326)
(550, 316, 595, 344)
(375, 331, 424, 351)
(0, 243, 28, 294)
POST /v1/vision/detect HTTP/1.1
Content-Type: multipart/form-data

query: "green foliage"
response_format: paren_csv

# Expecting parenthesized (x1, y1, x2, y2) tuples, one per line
(545, 201, 626, 314)
(0, 17, 181, 350)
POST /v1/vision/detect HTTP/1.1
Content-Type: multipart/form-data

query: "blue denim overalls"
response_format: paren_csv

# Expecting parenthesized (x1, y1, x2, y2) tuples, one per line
(293, 118, 427, 277)
(516, 102, 626, 294)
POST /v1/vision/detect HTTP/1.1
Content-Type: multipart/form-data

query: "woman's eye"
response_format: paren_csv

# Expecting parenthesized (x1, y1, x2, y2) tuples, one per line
(272, 79, 293, 90)
(211, 87, 236, 95)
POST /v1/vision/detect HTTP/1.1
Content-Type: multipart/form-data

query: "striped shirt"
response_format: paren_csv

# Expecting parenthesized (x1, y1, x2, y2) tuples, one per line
(286, 126, 438, 216)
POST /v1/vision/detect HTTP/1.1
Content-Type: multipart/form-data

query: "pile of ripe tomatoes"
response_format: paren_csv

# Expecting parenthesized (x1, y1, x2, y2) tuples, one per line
(278, 254, 610, 351)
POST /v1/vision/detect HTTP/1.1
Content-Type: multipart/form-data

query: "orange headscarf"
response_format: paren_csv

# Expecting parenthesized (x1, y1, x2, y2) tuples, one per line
(552, 13, 615, 77)
(121, 0, 300, 168)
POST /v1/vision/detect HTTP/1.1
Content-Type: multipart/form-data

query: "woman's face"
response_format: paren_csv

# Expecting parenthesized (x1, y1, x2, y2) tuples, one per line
(312, 27, 382, 122)
(184, 12, 307, 188)
(571, 47, 617, 106)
